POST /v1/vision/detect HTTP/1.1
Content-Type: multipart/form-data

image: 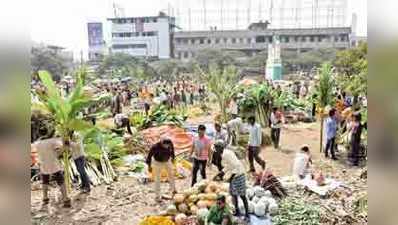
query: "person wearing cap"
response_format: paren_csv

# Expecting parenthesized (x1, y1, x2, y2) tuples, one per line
(211, 139, 225, 181)
(219, 146, 250, 221)
(146, 137, 176, 201)
(214, 123, 228, 146)
(207, 195, 233, 225)
(292, 145, 312, 179)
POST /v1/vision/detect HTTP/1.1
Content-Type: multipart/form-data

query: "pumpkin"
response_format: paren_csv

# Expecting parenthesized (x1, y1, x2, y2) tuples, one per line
(206, 200, 215, 207)
(174, 194, 186, 204)
(198, 193, 206, 200)
(188, 194, 199, 203)
(254, 202, 266, 217)
(178, 203, 188, 213)
(268, 202, 278, 215)
(175, 213, 187, 225)
(197, 208, 209, 221)
(248, 201, 255, 214)
(190, 205, 198, 215)
(205, 193, 217, 201)
(254, 186, 265, 198)
(207, 182, 219, 192)
(166, 204, 178, 215)
(246, 188, 255, 199)
(196, 200, 208, 209)
(204, 186, 213, 193)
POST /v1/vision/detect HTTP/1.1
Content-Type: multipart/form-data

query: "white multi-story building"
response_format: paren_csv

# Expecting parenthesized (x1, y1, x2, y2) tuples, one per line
(107, 14, 175, 59)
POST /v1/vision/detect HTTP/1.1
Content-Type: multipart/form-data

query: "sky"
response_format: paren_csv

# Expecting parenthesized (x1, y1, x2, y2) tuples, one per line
(27, 0, 367, 60)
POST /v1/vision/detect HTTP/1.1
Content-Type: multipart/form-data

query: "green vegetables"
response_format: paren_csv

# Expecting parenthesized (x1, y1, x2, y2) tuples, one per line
(130, 104, 187, 129)
(272, 197, 321, 225)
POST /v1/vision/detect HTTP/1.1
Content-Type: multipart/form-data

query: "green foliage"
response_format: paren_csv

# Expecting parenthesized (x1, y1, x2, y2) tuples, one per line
(37, 69, 94, 191)
(82, 128, 127, 165)
(272, 197, 321, 225)
(130, 104, 187, 129)
(237, 83, 273, 127)
(201, 65, 240, 122)
(315, 63, 335, 108)
(334, 42, 367, 76)
(194, 49, 244, 72)
(96, 53, 156, 79)
(31, 45, 72, 81)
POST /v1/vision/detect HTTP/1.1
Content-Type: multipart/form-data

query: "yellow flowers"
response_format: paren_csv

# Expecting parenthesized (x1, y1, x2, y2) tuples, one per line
(139, 216, 175, 225)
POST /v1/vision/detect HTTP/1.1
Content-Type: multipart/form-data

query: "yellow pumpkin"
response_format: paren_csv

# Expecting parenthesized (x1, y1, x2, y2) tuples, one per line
(198, 193, 206, 200)
(175, 213, 187, 225)
(173, 194, 186, 204)
(197, 200, 208, 209)
(177, 203, 188, 213)
(205, 193, 217, 201)
(190, 205, 198, 215)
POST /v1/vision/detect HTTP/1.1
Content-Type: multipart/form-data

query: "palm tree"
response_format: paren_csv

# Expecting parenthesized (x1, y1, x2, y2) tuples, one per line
(315, 63, 335, 152)
(37, 69, 94, 191)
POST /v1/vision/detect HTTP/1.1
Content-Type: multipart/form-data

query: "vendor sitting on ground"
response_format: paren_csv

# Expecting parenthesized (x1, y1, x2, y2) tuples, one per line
(207, 195, 233, 225)
(292, 145, 312, 179)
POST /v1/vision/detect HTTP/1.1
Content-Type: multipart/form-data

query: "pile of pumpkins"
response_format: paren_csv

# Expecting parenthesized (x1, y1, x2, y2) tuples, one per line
(160, 180, 280, 225)
(160, 180, 231, 225)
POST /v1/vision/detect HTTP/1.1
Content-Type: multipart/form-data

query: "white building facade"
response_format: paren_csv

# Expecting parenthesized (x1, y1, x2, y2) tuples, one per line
(107, 15, 175, 59)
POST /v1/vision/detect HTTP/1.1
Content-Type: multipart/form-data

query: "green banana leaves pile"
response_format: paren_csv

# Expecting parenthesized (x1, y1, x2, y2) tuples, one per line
(130, 104, 187, 129)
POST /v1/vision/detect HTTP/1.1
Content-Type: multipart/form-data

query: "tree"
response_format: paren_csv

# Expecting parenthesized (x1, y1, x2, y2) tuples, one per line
(96, 53, 156, 80)
(334, 42, 367, 76)
(149, 59, 189, 81)
(31, 46, 72, 82)
(201, 65, 239, 122)
(334, 43, 367, 108)
(194, 49, 244, 72)
(315, 63, 335, 152)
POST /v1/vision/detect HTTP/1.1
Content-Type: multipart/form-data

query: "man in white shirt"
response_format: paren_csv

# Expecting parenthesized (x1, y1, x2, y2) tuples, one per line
(226, 114, 243, 146)
(292, 145, 312, 179)
(221, 146, 249, 221)
(32, 130, 71, 207)
(247, 116, 266, 173)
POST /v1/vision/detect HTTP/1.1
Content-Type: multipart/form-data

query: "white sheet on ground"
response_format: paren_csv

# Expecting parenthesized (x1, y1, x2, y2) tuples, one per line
(297, 175, 342, 196)
(249, 215, 272, 225)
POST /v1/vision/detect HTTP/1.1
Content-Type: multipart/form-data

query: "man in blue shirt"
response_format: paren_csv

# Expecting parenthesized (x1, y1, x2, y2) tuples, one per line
(325, 108, 338, 160)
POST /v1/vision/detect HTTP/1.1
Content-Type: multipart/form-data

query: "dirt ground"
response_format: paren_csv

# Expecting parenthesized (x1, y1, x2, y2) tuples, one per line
(31, 117, 364, 225)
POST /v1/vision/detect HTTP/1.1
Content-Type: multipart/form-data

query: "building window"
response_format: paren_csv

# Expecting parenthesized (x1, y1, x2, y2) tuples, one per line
(224, 38, 228, 44)
(153, 18, 157, 23)
(183, 39, 188, 44)
(340, 35, 347, 42)
(301, 36, 306, 42)
(334, 36, 339, 42)
(310, 36, 315, 42)
(200, 39, 204, 44)
(255, 36, 265, 43)
(215, 38, 220, 44)
(269, 36, 273, 43)
(207, 39, 211, 44)
(284, 36, 290, 43)
(240, 38, 244, 43)
(232, 38, 236, 44)
(294, 36, 299, 42)
(184, 52, 188, 58)
(112, 44, 147, 49)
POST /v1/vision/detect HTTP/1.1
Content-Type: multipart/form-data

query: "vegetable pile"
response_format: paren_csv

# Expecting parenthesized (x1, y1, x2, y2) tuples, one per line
(272, 197, 321, 225)
(131, 105, 187, 129)
(160, 180, 230, 219)
(245, 186, 279, 217)
(139, 216, 175, 225)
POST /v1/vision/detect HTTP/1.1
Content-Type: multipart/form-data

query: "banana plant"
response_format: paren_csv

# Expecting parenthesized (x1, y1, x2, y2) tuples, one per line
(37, 69, 94, 192)
(201, 65, 240, 123)
(314, 63, 335, 152)
(237, 83, 273, 127)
